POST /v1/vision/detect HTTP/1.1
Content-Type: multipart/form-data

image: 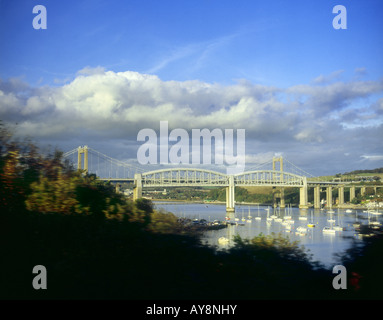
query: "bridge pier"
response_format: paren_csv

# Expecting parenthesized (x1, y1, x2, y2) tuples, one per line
(226, 175, 235, 215)
(133, 173, 142, 201)
(338, 185, 344, 206)
(273, 188, 285, 208)
(299, 177, 308, 209)
(326, 186, 333, 208)
(350, 186, 355, 202)
(313, 185, 321, 209)
(280, 188, 285, 208)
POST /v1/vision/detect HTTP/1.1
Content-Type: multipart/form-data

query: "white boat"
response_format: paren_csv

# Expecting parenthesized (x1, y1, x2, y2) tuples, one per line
(368, 209, 382, 228)
(333, 209, 344, 231)
(270, 206, 278, 219)
(345, 209, 352, 213)
(284, 204, 292, 220)
(297, 226, 307, 233)
(256, 205, 262, 220)
(298, 216, 308, 221)
(323, 226, 336, 234)
(327, 210, 336, 223)
(296, 226, 307, 235)
(369, 210, 382, 215)
(327, 203, 335, 214)
(218, 237, 229, 244)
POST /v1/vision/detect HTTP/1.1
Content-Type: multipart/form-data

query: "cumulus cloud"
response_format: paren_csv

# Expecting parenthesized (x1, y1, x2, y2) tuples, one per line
(0, 69, 382, 175)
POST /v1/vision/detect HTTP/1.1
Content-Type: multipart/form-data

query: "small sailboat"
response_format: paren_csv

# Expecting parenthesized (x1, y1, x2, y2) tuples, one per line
(369, 211, 382, 229)
(255, 205, 261, 220)
(241, 209, 246, 222)
(270, 206, 278, 219)
(327, 210, 336, 223)
(296, 226, 307, 235)
(369, 209, 382, 215)
(266, 206, 273, 221)
(323, 212, 336, 234)
(327, 203, 335, 214)
(275, 206, 283, 222)
(307, 210, 316, 228)
(353, 211, 361, 229)
(247, 206, 253, 219)
(283, 204, 292, 220)
(333, 209, 344, 231)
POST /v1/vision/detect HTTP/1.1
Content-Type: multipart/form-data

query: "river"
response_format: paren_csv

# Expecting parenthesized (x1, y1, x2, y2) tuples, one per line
(153, 202, 380, 269)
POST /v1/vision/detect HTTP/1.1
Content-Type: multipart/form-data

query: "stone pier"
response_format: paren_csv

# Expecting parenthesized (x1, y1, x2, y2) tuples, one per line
(226, 175, 235, 218)
(299, 177, 308, 209)
(313, 185, 321, 209)
(133, 173, 142, 201)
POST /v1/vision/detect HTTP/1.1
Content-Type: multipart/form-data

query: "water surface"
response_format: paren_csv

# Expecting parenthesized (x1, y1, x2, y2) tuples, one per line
(154, 202, 376, 268)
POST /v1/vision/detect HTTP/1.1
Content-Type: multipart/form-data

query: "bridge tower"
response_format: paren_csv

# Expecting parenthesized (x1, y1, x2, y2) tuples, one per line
(77, 146, 89, 173)
(272, 156, 283, 172)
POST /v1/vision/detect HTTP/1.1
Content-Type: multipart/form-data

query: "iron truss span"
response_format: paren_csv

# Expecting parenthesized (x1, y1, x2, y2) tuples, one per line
(141, 168, 229, 187)
(234, 170, 305, 187)
(140, 168, 307, 187)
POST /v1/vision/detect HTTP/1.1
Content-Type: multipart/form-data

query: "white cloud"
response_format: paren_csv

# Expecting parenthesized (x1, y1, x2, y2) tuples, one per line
(311, 70, 344, 84)
(361, 155, 383, 161)
(1, 69, 382, 175)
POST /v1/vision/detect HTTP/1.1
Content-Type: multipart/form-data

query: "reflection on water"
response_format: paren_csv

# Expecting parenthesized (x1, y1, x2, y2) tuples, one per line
(154, 202, 379, 268)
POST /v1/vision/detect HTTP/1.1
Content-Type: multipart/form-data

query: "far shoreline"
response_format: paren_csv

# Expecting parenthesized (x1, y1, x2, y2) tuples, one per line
(149, 199, 370, 209)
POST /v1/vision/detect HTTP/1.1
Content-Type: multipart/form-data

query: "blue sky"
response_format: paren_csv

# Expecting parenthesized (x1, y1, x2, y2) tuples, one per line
(1, 0, 382, 86)
(1, 0, 383, 175)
